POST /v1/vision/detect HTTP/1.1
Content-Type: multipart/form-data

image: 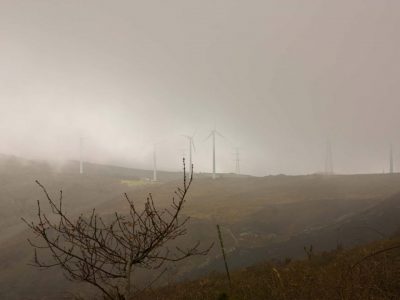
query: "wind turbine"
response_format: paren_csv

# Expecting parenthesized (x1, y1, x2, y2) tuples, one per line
(389, 143, 394, 174)
(153, 144, 157, 181)
(182, 131, 196, 174)
(205, 127, 224, 179)
(325, 140, 333, 175)
(79, 137, 84, 175)
(234, 147, 240, 175)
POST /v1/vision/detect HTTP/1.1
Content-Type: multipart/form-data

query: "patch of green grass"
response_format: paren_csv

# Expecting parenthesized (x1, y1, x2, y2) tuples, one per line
(120, 179, 149, 187)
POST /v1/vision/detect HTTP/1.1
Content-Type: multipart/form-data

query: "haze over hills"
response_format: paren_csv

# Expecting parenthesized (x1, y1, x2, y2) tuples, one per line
(2, 0, 400, 176)
(0, 155, 400, 299)
(0, 154, 183, 243)
(1, 1, 400, 299)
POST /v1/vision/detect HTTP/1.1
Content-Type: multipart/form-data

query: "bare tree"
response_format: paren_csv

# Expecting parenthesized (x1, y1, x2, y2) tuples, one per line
(22, 160, 211, 300)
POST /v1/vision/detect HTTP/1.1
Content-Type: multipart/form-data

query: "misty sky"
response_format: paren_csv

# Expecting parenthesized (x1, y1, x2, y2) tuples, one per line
(1, 0, 400, 176)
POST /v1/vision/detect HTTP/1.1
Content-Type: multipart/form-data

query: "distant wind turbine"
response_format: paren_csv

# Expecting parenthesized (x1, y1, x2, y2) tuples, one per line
(234, 147, 240, 175)
(205, 127, 224, 179)
(389, 143, 394, 174)
(325, 140, 333, 175)
(182, 131, 196, 174)
(153, 144, 157, 181)
(79, 137, 84, 175)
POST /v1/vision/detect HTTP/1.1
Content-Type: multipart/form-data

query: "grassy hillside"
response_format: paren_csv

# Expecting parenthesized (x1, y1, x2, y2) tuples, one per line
(1, 155, 400, 299)
(142, 235, 400, 300)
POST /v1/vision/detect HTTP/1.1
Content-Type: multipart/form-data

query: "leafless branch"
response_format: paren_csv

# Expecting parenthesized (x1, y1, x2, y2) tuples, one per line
(22, 160, 210, 300)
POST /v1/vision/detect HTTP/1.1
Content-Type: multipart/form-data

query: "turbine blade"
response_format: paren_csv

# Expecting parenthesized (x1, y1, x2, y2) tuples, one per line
(204, 132, 213, 142)
(191, 139, 196, 152)
(215, 130, 224, 138)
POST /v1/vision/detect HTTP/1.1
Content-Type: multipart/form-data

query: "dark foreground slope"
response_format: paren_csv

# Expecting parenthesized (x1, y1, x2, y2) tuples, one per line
(142, 235, 400, 300)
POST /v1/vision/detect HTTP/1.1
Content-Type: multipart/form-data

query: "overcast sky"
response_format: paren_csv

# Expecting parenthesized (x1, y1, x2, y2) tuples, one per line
(1, 0, 399, 176)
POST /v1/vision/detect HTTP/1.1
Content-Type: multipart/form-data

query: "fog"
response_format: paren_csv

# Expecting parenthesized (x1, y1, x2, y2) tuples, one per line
(1, 0, 399, 176)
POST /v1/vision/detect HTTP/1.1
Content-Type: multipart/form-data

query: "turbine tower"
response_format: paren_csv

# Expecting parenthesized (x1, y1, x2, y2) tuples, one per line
(325, 140, 333, 175)
(390, 144, 394, 174)
(234, 147, 240, 175)
(79, 137, 84, 175)
(153, 144, 157, 181)
(205, 127, 224, 179)
(182, 132, 196, 174)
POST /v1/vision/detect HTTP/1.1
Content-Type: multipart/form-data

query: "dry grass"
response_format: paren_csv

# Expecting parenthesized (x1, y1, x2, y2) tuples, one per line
(139, 237, 400, 300)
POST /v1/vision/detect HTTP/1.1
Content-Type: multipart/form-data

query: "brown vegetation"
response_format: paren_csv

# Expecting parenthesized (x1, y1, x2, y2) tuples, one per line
(142, 236, 400, 300)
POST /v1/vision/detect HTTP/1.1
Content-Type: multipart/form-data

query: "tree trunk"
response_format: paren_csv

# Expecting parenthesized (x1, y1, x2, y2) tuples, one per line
(124, 258, 133, 300)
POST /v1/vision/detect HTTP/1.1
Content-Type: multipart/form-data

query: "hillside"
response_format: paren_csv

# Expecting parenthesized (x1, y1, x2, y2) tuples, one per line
(1, 156, 400, 299)
(142, 235, 400, 300)
(0, 155, 184, 241)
